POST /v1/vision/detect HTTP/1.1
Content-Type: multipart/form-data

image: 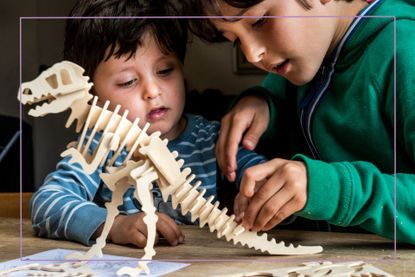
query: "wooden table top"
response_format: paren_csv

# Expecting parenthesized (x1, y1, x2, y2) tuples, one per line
(0, 217, 414, 276)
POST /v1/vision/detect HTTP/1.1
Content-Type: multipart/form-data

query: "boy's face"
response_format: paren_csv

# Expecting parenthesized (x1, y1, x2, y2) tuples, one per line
(93, 33, 186, 140)
(210, 0, 341, 85)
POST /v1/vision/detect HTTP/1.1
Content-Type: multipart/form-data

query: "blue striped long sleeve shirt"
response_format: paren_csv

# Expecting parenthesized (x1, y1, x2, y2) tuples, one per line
(31, 114, 267, 245)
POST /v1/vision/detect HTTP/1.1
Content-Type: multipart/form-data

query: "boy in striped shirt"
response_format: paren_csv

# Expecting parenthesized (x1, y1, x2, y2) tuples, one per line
(31, 0, 267, 248)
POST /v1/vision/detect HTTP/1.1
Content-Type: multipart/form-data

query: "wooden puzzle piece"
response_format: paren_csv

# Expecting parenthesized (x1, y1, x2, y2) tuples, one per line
(100, 160, 145, 191)
(61, 132, 120, 175)
(65, 179, 131, 261)
(118, 163, 159, 276)
(215, 261, 394, 277)
(18, 61, 92, 119)
(141, 134, 323, 255)
(0, 261, 95, 277)
(66, 160, 157, 270)
(18, 61, 324, 276)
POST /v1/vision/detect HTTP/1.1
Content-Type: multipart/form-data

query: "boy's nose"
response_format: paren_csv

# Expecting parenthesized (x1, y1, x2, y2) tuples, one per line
(243, 43, 265, 64)
(143, 81, 161, 100)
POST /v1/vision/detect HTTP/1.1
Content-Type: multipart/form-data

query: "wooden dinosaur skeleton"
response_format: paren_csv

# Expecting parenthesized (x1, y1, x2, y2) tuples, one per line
(18, 61, 323, 276)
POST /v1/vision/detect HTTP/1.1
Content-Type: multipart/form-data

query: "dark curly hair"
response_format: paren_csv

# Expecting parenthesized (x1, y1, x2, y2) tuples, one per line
(183, 0, 354, 42)
(64, 0, 188, 78)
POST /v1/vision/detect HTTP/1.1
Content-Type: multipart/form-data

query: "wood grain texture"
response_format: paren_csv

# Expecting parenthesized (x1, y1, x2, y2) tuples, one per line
(1, 218, 414, 276)
(0, 192, 32, 218)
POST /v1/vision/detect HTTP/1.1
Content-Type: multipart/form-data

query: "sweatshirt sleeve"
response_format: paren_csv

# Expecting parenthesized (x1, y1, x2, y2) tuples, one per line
(293, 155, 415, 245)
(30, 133, 108, 246)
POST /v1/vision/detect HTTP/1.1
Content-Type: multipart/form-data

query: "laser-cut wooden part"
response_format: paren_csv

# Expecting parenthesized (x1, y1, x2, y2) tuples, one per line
(66, 160, 158, 275)
(18, 61, 93, 123)
(118, 163, 159, 276)
(0, 261, 95, 277)
(61, 132, 120, 175)
(65, 179, 131, 261)
(101, 160, 144, 191)
(215, 261, 395, 277)
(19, 61, 323, 276)
(142, 134, 323, 255)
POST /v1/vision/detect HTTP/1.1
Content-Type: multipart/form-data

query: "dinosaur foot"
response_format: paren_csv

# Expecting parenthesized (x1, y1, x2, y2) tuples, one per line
(65, 245, 104, 261)
(117, 261, 150, 276)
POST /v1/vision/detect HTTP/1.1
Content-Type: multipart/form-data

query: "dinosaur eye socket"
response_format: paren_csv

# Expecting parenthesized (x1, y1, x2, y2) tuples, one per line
(23, 88, 32, 95)
(60, 69, 72, 85)
(46, 74, 58, 89)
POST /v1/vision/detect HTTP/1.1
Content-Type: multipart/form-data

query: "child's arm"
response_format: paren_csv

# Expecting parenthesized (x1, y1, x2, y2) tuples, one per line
(236, 155, 415, 245)
(216, 80, 286, 182)
(31, 157, 185, 247)
(231, 146, 269, 223)
(216, 94, 270, 182)
(30, 156, 107, 245)
(293, 156, 415, 245)
(31, 130, 118, 245)
(94, 212, 184, 247)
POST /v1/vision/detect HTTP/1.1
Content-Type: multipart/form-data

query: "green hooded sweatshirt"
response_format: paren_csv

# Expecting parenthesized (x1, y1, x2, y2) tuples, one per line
(254, 0, 415, 244)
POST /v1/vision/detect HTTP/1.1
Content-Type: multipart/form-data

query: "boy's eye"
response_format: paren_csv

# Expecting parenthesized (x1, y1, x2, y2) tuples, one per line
(157, 67, 174, 75)
(252, 17, 267, 28)
(117, 79, 136, 88)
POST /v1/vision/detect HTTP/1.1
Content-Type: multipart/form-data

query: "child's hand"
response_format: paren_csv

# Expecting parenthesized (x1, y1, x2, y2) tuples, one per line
(234, 179, 265, 223)
(216, 95, 269, 182)
(236, 158, 308, 231)
(108, 212, 184, 248)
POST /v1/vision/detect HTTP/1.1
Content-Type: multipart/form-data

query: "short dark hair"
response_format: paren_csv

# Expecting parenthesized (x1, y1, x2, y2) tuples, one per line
(64, 0, 188, 78)
(183, 0, 354, 42)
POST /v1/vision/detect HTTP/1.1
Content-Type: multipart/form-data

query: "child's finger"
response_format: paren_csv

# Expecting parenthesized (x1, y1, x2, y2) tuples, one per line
(156, 214, 183, 246)
(226, 171, 236, 183)
(216, 116, 236, 177)
(242, 182, 284, 230)
(161, 214, 185, 242)
(242, 113, 268, 151)
(234, 192, 249, 221)
(130, 230, 149, 248)
(239, 159, 285, 197)
(220, 115, 246, 180)
(262, 201, 300, 231)
(252, 185, 293, 231)
(168, 215, 185, 243)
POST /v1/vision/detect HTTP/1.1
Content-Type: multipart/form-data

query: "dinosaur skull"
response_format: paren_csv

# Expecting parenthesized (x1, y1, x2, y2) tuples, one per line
(18, 61, 93, 117)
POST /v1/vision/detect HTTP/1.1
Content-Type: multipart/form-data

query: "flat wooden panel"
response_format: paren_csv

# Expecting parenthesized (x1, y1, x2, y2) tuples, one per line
(0, 192, 32, 218)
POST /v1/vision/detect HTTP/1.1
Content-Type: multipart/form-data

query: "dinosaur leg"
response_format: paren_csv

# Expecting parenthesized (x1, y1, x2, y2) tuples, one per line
(66, 180, 130, 260)
(117, 165, 158, 276)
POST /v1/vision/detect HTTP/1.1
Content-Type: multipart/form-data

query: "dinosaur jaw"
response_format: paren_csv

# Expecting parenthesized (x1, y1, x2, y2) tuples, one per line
(22, 89, 88, 117)
(20, 90, 55, 115)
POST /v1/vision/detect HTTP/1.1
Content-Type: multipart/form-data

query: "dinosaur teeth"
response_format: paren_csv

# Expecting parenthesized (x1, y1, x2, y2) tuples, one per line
(29, 93, 56, 108)
(34, 101, 50, 110)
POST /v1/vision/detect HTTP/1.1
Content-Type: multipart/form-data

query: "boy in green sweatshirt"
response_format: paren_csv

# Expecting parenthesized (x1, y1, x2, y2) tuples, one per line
(183, 0, 415, 245)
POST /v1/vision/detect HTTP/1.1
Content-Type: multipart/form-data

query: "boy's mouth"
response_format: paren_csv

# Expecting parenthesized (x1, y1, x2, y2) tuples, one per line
(148, 107, 168, 121)
(272, 60, 289, 75)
